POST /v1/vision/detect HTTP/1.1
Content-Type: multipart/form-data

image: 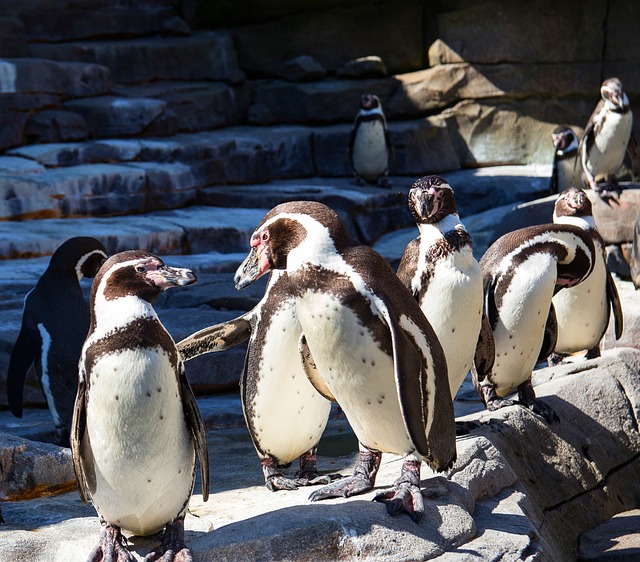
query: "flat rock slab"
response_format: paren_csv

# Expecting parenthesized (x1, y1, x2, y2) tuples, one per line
(577, 509, 640, 560)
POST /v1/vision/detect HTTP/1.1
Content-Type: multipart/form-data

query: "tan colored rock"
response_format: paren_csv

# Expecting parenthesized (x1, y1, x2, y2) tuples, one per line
(587, 188, 640, 244)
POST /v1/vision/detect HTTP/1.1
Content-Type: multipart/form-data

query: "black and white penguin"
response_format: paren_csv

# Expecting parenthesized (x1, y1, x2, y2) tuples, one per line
(234, 201, 456, 521)
(396, 176, 484, 403)
(549, 125, 581, 195)
(473, 222, 596, 422)
(71, 250, 208, 562)
(579, 77, 633, 193)
(348, 93, 392, 187)
(178, 269, 335, 492)
(549, 187, 623, 364)
(6, 237, 108, 446)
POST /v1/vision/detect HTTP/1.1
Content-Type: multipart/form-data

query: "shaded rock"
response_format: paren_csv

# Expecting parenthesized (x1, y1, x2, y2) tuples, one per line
(278, 55, 327, 82)
(577, 509, 640, 561)
(336, 55, 388, 79)
(604, 279, 640, 352)
(607, 244, 632, 279)
(24, 110, 89, 143)
(0, 156, 44, 175)
(587, 188, 640, 245)
(162, 15, 191, 37)
(0, 17, 27, 57)
(632, 218, 640, 288)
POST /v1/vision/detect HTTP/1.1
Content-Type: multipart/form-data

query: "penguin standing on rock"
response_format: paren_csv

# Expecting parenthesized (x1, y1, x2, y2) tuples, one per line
(579, 77, 633, 194)
(473, 222, 596, 422)
(7, 237, 108, 446)
(72, 250, 208, 562)
(396, 176, 484, 405)
(549, 125, 581, 195)
(234, 201, 456, 522)
(349, 93, 392, 187)
(178, 269, 337, 492)
(549, 187, 623, 364)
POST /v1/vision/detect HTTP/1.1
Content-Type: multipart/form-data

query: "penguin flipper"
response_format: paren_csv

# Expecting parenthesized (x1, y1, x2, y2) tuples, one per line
(70, 378, 89, 504)
(6, 321, 41, 418)
(606, 270, 624, 339)
(176, 314, 252, 361)
(538, 303, 558, 361)
(396, 238, 420, 291)
(179, 365, 210, 502)
(298, 334, 336, 402)
(473, 310, 495, 384)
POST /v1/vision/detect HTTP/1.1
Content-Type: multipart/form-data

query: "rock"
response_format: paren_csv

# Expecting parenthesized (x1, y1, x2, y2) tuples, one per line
(278, 55, 327, 82)
(0, 156, 44, 175)
(604, 279, 640, 352)
(587, 188, 640, 244)
(632, 219, 640, 288)
(336, 55, 388, 79)
(0, 17, 27, 57)
(24, 110, 89, 143)
(577, 509, 640, 561)
(162, 16, 191, 37)
(607, 245, 632, 279)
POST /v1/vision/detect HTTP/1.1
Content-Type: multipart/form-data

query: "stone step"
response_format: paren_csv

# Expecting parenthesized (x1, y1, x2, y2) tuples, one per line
(27, 31, 242, 85)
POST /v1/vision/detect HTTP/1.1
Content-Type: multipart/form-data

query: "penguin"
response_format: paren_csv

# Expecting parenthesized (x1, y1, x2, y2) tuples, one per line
(348, 93, 392, 187)
(177, 269, 336, 492)
(548, 187, 623, 364)
(579, 77, 633, 193)
(71, 250, 208, 562)
(396, 176, 484, 405)
(549, 125, 582, 195)
(473, 221, 596, 422)
(234, 200, 456, 522)
(6, 237, 108, 446)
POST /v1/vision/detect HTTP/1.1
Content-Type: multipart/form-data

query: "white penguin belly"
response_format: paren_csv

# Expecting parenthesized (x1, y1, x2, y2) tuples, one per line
(553, 252, 608, 353)
(83, 348, 194, 536)
(418, 253, 483, 399)
(352, 121, 388, 181)
(586, 111, 633, 178)
(491, 254, 557, 397)
(247, 304, 331, 464)
(296, 291, 413, 456)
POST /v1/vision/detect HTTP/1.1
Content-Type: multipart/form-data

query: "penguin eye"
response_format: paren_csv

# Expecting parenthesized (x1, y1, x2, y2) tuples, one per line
(135, 265, 146, 273)
(262, 232, 269, 242)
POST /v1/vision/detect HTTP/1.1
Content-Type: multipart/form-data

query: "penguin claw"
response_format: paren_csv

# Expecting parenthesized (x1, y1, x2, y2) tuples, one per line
(486, 397, 516, 411)
(373, 482, 425, 523)
(143, 519, 192, 562)
(265, 475, 303, 492)
(308, 474, 374, 502)
(87, 523, 133, 562)
(526, 399, 560, 424)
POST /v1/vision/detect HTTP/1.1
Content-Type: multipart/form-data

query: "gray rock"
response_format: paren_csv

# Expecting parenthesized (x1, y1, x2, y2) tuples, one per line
(336, 55, 388, 79)
(162, 16, 191, 37)
(24, 110, 89, 143)
(588, 188, 640, 244)
(0, 17, 27, 57)
(278, 55, 327, 82)
(0, 156, 44, 175)
(577, 509, 640, 561)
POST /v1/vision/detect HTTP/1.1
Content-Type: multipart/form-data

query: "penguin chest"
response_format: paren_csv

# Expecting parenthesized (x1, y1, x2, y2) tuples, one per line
(243, 302, 331, 465)
(491, 253, 557, 396)
(83, 347, 194, 536)
(417, 251, 483, 398)
(296, 290, 413, 456)
(586, 110, 633, 177)
(352, 121, 388, 180)
(553, 249, 608, 353)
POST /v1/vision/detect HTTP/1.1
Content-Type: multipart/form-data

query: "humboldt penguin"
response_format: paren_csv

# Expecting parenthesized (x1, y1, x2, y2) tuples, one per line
(349, 93, 392, 187)
(549, 125, 581, 195)
(473, 222, 596, 422)
(71, 251, 208, 562)
(396, 176, 484, 404)
(579, 77, 633, 193)
(177, 269, 335, 491)
(549, 187, 623, 364)
(7, 237, 108, 446)
(234, 200, 456, 522)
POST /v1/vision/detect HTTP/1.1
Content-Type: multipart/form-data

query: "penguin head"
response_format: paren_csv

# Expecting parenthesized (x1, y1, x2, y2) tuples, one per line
(92, 250, 197, 305)
(48, 237, 108, 281)
(359, 93, 381, 111)
(235, 201, 353, 290)
(551, 126, 579, 156)
(408, 176, 458, 225)
(601, 77, 629, 112)
(553, 187, 593, 221)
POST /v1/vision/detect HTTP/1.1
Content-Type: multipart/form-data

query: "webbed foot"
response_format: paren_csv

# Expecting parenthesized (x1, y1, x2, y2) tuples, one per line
(87, 522, 133, 562)
(144, 518, 192, 562)
(548, 352, 566, 366)
(522, 398, 560, 424)
(372, 459, 423, 522)
(486, 397, 516, 411)
(309, 449, 381, 501)
(294, 449, 343, 487)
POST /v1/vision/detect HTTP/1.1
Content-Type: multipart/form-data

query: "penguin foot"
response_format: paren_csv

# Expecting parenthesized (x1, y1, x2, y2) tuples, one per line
(144, 518, 192, 562)
(522, 399, 560, 424)
(309, 449, 381, 502)
(372, 459, 423, 523)
(585, 345, 601, 360)
(548, 352, 566, 367)
(294, 449, 343, 487)
(265, 474, 305, 491)
(485, 397, 516, 411)
(376, 175, 390, 188)
(87, 522, 133, 562)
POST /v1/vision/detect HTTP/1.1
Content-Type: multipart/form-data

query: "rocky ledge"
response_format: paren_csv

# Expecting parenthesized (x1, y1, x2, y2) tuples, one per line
(1, 348, 639, 561)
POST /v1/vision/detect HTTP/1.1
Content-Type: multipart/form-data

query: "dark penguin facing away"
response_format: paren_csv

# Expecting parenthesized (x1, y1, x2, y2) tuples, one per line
(178, 269, 337, 492)
(71, 250, 208, 562)
(348, 93, 392, 187)
(579, 77, 633, 194)
(6, 236, 108, 446)
(549, 125, 581, 195)
(473, 222, 596, 423)
(234, 200, 456, 522)
(549, 187, 623, 364)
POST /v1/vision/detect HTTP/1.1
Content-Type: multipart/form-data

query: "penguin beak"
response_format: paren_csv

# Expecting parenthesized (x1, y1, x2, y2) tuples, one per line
(151, 265, 197, 289)
(234, 235, 272, 290)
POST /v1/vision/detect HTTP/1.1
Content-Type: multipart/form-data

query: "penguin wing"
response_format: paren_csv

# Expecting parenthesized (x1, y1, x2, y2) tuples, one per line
(606, 270, 624, 340)
(70, 377, 89, 504)
(6, 313, 41, 418)
(176, 313, 252, 361)
(473, 310, 495, 384)
(179, 364, 210, 502)
(396, 238, 420, 293)
(578, 100, 604, 161)
(538, 303, 558, 361)
(549, 155, 559, 195)
(298, 334, 336, 402)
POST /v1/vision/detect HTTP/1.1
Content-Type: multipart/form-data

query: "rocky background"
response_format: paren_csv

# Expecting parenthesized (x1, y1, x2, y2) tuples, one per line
(1, 0, 640, 560)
